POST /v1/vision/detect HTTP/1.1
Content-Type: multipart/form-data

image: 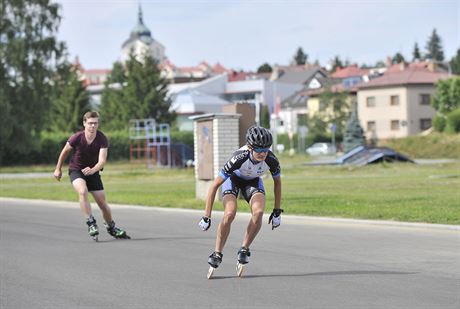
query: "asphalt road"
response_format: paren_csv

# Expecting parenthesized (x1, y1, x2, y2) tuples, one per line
(1, 198, 459, 309)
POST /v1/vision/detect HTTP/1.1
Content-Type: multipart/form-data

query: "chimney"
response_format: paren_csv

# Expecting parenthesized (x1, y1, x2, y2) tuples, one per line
(427, 61, 437, 72)
(386, 56, 392, 67)
(399, 62, 408, 71)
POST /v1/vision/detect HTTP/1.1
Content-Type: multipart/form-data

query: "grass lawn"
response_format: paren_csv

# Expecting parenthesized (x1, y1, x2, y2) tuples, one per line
(1, 156, 459, 225)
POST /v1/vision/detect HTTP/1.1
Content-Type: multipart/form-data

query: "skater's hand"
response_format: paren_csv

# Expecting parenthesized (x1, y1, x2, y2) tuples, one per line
(268, 208, 283, 230)
(81, 167, 93, 176)
(199, 216, 211, 231)
(54, 169, 62, 181)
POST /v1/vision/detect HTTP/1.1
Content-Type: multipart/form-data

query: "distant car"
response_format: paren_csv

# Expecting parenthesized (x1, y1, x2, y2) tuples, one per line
(306, 143, 336, 156)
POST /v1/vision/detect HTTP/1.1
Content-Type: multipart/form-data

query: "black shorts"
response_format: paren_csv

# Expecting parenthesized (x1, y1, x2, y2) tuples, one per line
(222, 174, 265, 203)
(69, 170, 104, 192)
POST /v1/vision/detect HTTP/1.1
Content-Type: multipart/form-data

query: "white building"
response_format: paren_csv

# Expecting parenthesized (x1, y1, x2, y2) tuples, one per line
(120, 5, 165, 64)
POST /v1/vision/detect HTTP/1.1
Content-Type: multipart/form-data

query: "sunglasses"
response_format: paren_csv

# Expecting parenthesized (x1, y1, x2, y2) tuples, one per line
(253, 147, 270, 153)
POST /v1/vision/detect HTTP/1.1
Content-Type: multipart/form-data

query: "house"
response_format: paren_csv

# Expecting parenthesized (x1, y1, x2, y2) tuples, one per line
(273, 65, 333, 133)
(357, 67, 450, 141)
(332, 64, 370, 88)
(168, 73, 303, 131)
(270, 64, 329, 89)
(160, 60, 232, 83)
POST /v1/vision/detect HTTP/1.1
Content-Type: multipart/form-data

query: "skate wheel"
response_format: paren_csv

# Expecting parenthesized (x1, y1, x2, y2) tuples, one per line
(93, 236, 98, 242)
(207, 266, 215, 279)
(236, 262, 245, 277)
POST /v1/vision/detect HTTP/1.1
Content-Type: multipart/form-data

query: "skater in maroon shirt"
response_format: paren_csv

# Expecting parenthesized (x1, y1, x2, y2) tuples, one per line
(54, 111, 129, 241)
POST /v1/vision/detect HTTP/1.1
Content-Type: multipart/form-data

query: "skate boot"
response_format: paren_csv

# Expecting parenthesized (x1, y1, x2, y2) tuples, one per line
(207, 251, 223, 279)
(236, 247, 251, 277)
(86, 217, 99, 241)
(104, 221, 130, 239)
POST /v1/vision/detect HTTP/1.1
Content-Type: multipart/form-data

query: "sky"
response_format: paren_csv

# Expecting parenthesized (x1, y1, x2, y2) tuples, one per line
(57, 0, 459, 71)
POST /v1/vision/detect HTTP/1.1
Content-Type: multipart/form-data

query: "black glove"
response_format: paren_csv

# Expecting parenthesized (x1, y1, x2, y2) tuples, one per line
(199, 216, 211, 231)
(268, 208, 284, 230)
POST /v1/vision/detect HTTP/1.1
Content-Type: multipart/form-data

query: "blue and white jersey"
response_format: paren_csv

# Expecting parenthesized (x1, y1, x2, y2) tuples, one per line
(218, 145, 281, 181)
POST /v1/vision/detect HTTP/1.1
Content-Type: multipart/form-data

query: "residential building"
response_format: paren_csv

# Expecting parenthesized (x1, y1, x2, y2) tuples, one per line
(357, 67, 450, 140)
(168, 74, 302, 131)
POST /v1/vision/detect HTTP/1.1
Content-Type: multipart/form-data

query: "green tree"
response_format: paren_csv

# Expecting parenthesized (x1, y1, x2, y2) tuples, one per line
(306, 114, 328, 144)
(317, 88, 351, 140)
(449, 48, 460, 75)
(257, 63, 272, 73)
(100, 53, 174, 130)
(425, 28, 445, 61)
(431, 77, 460, 115)
(374, 60, 386, 68)
(293, 47, 308, 65)
(260, 104, 270, 128)
(392, 52, 406, 64)
(100, 62, 128, 130)
(343, 102, 366, 152)
(47, 62, 90, 132)
(0, 0, 66, 164)
(412, 42, 422, 60)
(330, 55, 344, 72)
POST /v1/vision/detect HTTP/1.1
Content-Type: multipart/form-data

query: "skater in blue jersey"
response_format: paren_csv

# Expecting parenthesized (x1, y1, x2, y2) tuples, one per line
(199, 126, 283, 277)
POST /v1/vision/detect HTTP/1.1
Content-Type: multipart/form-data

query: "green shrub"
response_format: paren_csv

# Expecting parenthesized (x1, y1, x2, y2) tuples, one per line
(445, 108, 460, 133)
(107, 130, 130, 161)
(432, 115, 447, 132)
(381, 132, 460, 159)
(171, 131, 193, 148)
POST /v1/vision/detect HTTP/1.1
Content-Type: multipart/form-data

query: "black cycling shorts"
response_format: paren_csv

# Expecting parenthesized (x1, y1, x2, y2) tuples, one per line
(69, 170, 104, 192)
(222, 174, 265, 203)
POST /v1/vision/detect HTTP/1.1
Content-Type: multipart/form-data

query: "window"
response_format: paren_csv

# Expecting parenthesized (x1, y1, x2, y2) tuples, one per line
(420, 118, 432, 130)
(390, 95, 399, 106)
(391, 120, 400, 131)
(366, 96, 376, 107)
(420, 94, 431, 105)
(367, 121, 376, 131)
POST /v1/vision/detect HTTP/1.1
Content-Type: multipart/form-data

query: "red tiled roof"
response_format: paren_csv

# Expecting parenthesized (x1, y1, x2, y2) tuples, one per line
(228, 71, 250, 81)
(302, 83, 358, 96)
(212, 62, 228, 74)
(385, 61, 442, 73)
(332, 65, 369, 78)
(358, 69, 450, 89)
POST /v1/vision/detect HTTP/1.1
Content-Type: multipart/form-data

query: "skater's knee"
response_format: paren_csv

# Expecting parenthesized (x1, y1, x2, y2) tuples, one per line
(251, 209, 264, 223)
(77, 188, 89, 198)
(223, 211, 236, 224)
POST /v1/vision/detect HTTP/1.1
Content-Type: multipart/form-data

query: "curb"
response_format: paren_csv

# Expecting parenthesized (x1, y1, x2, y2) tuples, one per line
(1, 197, 459, 232)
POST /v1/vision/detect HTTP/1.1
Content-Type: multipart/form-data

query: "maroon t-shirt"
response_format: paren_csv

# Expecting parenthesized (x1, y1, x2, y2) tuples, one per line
(67, 130, 109, 171)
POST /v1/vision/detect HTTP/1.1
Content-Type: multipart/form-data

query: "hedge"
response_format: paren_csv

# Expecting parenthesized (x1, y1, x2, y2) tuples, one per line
(1, 130, 194, 166)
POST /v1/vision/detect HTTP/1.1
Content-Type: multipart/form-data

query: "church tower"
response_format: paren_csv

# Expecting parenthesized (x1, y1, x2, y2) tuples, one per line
(121, 4, 165, 64)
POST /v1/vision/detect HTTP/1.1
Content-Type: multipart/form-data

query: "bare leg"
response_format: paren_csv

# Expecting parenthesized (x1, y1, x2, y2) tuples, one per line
(72, 178, 92, 218)
(242, 193, 265, 248)
(91, 190, 113, 223)
(215, 194, 237, 253)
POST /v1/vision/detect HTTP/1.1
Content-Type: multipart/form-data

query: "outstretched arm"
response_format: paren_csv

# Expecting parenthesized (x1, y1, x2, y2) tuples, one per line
(204, 176, 226, 218)
(54, 142, 73, 181)
(273, 176, 282, 210)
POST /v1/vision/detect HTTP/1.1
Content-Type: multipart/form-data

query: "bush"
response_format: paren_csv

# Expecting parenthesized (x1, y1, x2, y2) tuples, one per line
(171, 131, 193, 148)
(1, 129, 194, 166)
(432, 115, 447, 132)
(107, 130, 130, 161)
(445, 108, 460, 133)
